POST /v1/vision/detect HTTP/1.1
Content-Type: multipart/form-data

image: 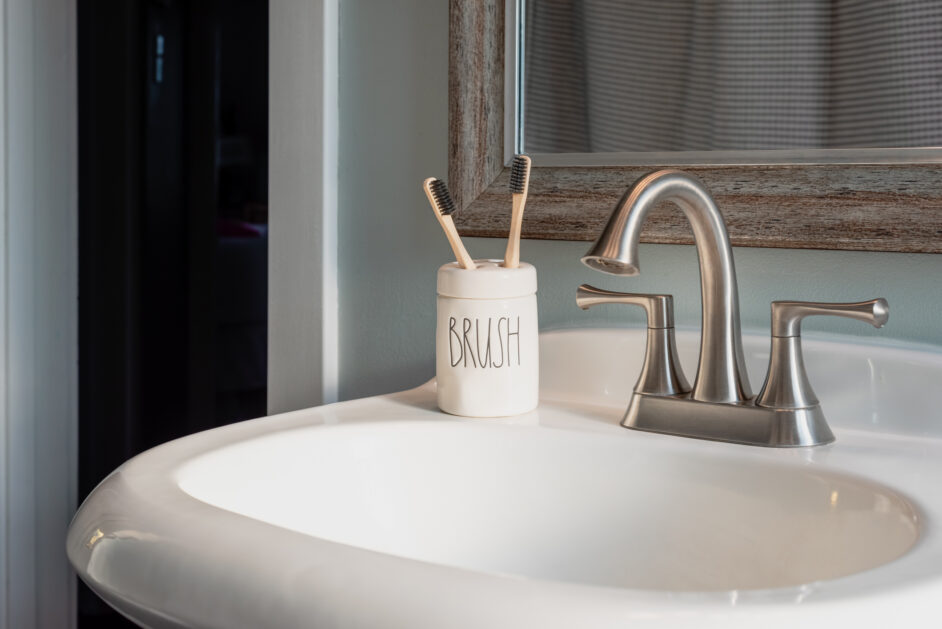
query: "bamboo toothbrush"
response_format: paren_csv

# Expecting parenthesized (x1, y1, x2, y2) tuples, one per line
(502, 155, 531, 268)
(423, 177, 476, 270)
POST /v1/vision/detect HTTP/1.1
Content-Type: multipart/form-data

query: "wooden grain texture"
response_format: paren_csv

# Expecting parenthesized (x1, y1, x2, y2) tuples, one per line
(448, 0, 504, 213)
(454, 164, 942, 252)
(448, 0, 942, 254)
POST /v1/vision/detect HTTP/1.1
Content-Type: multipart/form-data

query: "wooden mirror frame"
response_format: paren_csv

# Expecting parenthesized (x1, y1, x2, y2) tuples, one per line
(449, 0, 942, 253)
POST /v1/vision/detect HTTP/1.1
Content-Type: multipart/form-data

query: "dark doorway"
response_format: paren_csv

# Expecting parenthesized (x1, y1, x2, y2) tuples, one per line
(78, 1, 269, 626)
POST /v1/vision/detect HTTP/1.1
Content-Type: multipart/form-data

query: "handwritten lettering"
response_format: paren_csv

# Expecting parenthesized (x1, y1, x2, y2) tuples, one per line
(448, 316, 521, 368)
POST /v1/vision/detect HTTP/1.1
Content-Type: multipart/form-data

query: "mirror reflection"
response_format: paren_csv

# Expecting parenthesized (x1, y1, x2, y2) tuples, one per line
(523, 1, 942, 154)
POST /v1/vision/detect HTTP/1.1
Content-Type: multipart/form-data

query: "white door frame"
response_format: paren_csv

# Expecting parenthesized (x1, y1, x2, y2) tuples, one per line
(0, 0, 78, 626)
(1, 1, 337, 625)
(268, 0, 340, 413)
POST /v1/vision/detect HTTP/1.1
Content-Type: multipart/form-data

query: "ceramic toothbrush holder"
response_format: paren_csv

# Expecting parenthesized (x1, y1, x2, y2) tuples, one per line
(436, 259, 539, 417)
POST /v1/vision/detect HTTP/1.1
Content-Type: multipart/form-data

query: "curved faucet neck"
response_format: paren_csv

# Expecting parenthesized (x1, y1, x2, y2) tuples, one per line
(587, 170, 752, 403)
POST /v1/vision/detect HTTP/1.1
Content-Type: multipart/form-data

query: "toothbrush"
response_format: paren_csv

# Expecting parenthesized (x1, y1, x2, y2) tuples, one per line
(423, 177, 476, 270)
(502, 155, 531, 268)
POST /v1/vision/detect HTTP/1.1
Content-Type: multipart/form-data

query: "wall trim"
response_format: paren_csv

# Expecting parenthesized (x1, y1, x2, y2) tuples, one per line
(1, 0, 78, 626)
(268, 0, 339, 414)
(0, 1, 8, 620)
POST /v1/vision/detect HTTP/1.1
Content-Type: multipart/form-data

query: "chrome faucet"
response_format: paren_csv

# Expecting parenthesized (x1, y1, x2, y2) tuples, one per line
(579, 169, 888, 447)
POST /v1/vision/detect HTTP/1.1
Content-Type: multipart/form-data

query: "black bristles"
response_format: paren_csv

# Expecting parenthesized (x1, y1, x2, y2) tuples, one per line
(429, 179, 457, 216)
(509, 155, 530, 194)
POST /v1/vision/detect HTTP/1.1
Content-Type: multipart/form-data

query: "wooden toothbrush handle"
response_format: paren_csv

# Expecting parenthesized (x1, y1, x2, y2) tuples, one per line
(441, 214, 476, 270)
(503, 194, 525, 268)
(423, 179, 476, 270)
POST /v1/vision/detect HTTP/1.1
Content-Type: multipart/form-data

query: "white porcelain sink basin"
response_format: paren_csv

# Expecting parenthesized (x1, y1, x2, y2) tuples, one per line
(68, 329, 942, 628)
(178, 421, 916, 593)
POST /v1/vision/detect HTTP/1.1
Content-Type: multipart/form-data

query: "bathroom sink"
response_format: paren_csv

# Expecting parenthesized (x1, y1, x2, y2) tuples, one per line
(178, 420, 917, 592)
(68, 329, 942, 628)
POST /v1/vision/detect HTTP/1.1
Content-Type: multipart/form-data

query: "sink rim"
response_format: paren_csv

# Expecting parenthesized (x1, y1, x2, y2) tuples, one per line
(67, 328, 942, 628)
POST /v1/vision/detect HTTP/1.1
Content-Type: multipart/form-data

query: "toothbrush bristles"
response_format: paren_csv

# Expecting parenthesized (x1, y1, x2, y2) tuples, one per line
(429, 179, 458, 216)
(509, 155, 530, 194)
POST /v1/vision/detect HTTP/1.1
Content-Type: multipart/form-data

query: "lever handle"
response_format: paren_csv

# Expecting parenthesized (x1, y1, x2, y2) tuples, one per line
(576, 284, 674, 329)
(757, 298, 889, 410)
(576, 284, 689, 396)
(770, 299, 889, 337)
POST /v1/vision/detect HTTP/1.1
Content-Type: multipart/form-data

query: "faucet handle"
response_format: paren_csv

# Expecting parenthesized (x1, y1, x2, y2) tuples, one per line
(576, 285, 675, 328)
(756, 299, 889, 409)
(769, 299, 889, 338)
(576, 284, 690, 396)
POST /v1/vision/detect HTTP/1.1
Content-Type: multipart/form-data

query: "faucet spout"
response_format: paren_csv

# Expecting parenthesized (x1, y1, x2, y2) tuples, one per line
(582, 170, 752, 403)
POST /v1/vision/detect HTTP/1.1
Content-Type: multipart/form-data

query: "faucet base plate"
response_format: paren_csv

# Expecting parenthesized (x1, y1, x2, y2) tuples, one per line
(622, 393, 835, 448)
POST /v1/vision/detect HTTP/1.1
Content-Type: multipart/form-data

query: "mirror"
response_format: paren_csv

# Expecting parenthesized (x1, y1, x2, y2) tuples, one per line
(448, 0, 942, 253)
(523, 1, 942, 155)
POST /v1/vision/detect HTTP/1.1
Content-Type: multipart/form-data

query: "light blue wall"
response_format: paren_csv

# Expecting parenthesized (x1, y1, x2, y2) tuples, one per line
(338, 0, 942, 401)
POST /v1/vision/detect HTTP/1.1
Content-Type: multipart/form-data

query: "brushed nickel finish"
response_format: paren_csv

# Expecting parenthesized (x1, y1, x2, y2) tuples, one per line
(624, 394, 835, 448)
(577, 285, 690, 396)
(576, 284, 674, 329)
(582, 170, 752, 404)
(579, 170, 889, 447)
(769, 299, 889, 338)
(756, 299, 889, 410)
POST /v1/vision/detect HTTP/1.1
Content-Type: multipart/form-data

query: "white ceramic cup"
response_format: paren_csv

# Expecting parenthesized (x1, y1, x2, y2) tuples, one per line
(436, 259, 539, 417)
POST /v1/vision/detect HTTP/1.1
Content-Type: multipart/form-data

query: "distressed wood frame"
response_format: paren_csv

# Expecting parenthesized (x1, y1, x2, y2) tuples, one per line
(448, 0, 942, 253)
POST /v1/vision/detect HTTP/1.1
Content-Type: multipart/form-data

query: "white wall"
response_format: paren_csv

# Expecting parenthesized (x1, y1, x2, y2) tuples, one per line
(0, 0, 78, 626)
(337, 0, 942, 402)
